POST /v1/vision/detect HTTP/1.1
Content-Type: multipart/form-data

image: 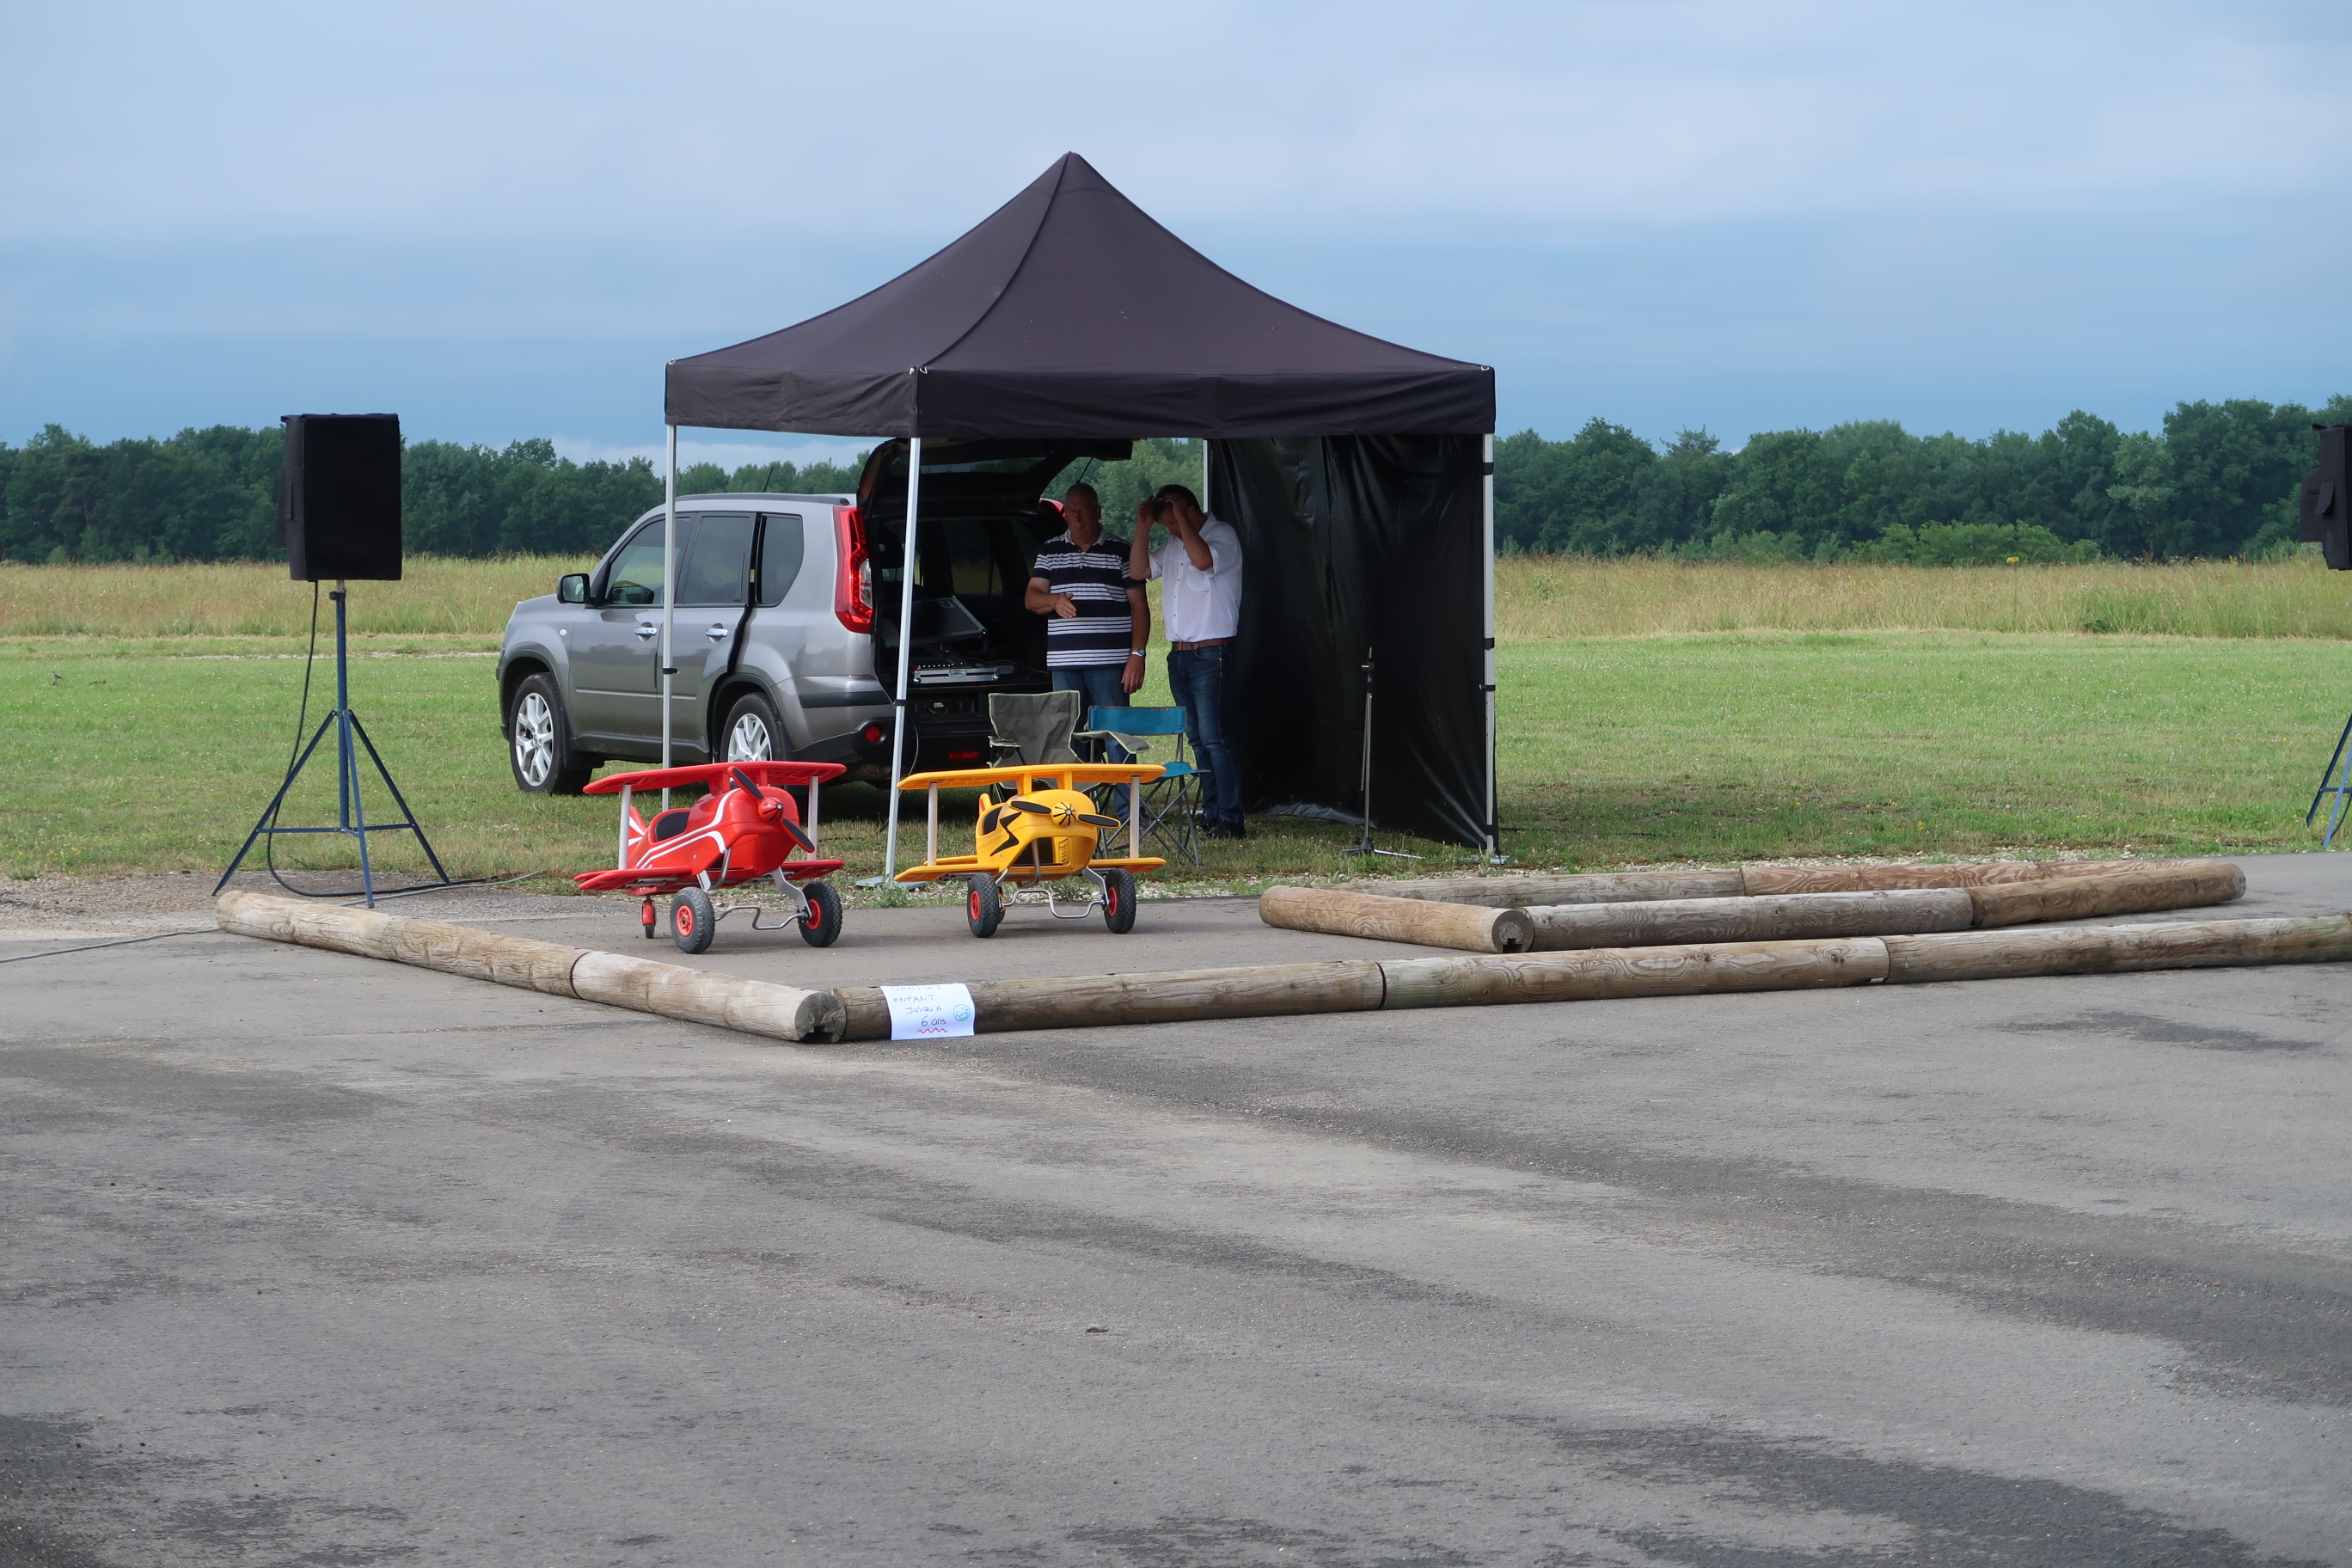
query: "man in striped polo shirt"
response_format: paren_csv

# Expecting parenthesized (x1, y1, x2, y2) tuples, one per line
(1026, 484, 1148, 740)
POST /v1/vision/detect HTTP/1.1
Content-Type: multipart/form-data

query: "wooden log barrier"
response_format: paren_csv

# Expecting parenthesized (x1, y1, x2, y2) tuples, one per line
(217, 890, 585, 995)
(1350, 869, 1744, 908)
(1882, 914, 2352, 983)
(219, 895, 2351, 1049)
(569, 951, 847, 1043)
(835, 913, 2351, 1038)
(1963, 861, 2245, 928)
(1352, 857, 2206, 908)
(1512, 864, 2244, 952)
(1743, 858, 2196, 896)
(215, 891, 846, 1043)
(1526, 887, 1975, 950)
(1258, 885, 1537, 952)
(1380, 937, 1890, 1009)
(832, 960, 1387, 1042)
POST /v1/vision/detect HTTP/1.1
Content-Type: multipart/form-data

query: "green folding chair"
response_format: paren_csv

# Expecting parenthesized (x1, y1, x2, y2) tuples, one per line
(987, 691, 1082, 767)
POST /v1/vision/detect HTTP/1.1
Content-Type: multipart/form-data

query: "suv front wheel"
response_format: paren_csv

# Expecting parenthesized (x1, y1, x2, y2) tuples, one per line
(721, 690, 785, 763)
(508, 673, 595, 794)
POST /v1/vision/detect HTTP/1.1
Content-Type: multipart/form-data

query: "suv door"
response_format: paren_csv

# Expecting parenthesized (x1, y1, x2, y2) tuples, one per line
(568, 518, 672, 750)
(671, 511, 755, 756)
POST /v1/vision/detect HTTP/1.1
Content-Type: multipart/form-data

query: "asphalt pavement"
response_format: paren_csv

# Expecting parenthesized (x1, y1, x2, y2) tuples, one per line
(4, 856, 2349, 1565)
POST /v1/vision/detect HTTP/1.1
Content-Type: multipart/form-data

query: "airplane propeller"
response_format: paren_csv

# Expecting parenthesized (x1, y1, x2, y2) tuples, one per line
(732, 767, 813, 850)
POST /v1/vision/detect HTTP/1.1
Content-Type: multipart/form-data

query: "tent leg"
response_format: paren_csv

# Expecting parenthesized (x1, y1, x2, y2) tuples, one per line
(661, 423, 678, 812)
(1481, 432, 1498, 861)
(879, 438, 923, 884)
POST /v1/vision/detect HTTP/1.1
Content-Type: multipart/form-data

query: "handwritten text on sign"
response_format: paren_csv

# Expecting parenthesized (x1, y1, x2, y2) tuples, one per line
(881, 983, 977, 1039)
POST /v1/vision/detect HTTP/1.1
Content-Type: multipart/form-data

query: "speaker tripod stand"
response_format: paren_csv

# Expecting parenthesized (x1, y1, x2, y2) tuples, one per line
(216, 582, 454, 907)
(2306, 710, 2352, 848)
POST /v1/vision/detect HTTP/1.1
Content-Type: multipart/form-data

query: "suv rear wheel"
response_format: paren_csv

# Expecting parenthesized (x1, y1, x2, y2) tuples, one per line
(508, 673, 595, 794)
(721, 690, 784, 763)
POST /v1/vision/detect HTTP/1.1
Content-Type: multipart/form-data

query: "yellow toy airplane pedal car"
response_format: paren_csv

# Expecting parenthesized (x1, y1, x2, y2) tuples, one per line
(894, 763, 1165, 936)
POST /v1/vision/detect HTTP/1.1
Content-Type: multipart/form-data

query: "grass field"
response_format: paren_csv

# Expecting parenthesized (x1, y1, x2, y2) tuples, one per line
(1497, 554, 2352, 640)
(6, 556, 2350, 885)
(8, 633, 2349, 885)
(9, 553, 2351, 640)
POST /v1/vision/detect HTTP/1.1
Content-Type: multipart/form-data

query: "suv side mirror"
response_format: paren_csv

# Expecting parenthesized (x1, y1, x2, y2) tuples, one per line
(557, 573, 590, 604)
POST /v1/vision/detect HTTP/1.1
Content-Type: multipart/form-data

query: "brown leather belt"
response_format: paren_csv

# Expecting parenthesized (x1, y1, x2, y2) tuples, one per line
(1169, 637, 1234, 651)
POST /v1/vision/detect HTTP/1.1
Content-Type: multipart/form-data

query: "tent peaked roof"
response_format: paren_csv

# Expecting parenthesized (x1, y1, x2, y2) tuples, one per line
(665, 153, 1493, 439)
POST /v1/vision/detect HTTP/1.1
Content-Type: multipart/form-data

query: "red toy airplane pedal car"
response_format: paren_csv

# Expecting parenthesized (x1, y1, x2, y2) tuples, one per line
(574, 761, 848, 953)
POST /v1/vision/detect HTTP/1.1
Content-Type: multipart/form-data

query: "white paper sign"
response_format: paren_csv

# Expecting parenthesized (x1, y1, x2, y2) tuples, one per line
(882, 983, 977, 1040)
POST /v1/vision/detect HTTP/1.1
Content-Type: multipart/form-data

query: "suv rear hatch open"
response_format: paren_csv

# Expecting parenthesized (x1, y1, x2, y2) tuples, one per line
(854, 438, 1132, 767)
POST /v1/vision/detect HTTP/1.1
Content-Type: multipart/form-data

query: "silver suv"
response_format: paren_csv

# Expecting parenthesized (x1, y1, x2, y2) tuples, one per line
(497, 440, 1123, 793)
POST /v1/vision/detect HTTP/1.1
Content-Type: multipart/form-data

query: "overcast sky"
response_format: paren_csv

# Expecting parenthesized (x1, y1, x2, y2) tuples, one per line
(4, 0, 2345, 459)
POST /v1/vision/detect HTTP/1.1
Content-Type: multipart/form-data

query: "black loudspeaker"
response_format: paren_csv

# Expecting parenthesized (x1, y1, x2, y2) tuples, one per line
(279, 413, 402, 581)
(2300, 424, 2351, 571)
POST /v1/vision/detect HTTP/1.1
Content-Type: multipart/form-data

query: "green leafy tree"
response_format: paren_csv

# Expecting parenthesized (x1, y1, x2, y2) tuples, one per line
(2104, 431, 2177, 559)
(1709, 429, 1841, 553)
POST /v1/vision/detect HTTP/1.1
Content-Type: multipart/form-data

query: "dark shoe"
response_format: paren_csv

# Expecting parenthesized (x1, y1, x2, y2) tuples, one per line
(1206, 819, 1248, 840)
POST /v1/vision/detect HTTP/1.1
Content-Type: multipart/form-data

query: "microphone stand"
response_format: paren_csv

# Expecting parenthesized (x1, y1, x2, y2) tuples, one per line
(1344, 649, 1418, 860)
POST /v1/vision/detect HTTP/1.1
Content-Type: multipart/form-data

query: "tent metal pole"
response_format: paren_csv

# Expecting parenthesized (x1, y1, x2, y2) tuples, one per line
(1481, 432, 1498, 860)
(880, 437, 923, 883)
(662, 422, 678, 811)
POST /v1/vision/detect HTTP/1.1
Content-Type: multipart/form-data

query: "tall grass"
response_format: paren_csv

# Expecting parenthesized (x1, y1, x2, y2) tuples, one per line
(0, 556, 591, 638)
(1496, 555, 2352, 640)
(9, 553, 2351, 643)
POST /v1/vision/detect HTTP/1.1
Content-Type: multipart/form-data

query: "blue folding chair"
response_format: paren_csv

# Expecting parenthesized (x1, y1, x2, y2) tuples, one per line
(1081, 706, 1201, 866)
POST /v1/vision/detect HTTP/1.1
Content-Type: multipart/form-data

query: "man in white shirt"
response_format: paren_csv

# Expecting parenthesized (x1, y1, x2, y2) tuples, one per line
(1128, 485, 1246, 838)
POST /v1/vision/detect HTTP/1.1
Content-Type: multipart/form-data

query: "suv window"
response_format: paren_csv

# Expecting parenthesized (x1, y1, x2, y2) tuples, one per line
(603, 522, 668, 606)
(680, 513, 754, 606)
(756, 514, 804, 607)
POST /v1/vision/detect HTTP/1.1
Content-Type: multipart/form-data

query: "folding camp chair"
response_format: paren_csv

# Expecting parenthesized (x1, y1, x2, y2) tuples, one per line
(1083, 706, 1201, 867)
(987, 691, 1081, 767)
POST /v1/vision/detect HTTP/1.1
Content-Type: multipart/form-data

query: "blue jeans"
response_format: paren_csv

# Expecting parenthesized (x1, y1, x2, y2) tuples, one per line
(1052, 665, 1131, 812)
(1167, 645, 1242, 825)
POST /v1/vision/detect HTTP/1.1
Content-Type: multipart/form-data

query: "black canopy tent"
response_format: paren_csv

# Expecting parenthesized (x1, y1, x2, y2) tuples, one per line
(661, 152, 1498, 863)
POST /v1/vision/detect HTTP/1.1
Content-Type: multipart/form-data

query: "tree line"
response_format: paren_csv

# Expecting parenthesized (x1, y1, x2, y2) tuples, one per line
(1497, 395, 2352, 563)
(4, 399, 2346, 567)
(0, 426, 867, 565)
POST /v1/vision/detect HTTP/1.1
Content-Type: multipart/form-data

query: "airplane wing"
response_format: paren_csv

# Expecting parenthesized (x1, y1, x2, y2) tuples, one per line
(585, 760, 847, 795)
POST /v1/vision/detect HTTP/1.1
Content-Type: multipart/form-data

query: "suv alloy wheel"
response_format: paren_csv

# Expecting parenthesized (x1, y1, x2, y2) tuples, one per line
(722, 690, 784, 763)
(507, 672, 595, 794)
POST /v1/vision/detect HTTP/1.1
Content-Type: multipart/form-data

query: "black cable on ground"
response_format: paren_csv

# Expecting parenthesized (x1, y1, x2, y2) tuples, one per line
(0, 928, 218, 965)
(2, 870, 555, 965)
(330, 870, 548, 904)
(261, 583, 323, 897)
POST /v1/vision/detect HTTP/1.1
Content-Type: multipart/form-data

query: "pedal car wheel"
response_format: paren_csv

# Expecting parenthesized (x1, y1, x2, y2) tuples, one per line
(671, 887, 716, 954)
(1099, 868, 1138, 934)
(798, 879, 843, 947)
(965, 876, 1004, 938)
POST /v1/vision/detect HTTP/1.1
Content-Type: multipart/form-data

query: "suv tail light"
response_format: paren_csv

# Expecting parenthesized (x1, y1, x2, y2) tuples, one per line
(832, 505, 873, 634)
